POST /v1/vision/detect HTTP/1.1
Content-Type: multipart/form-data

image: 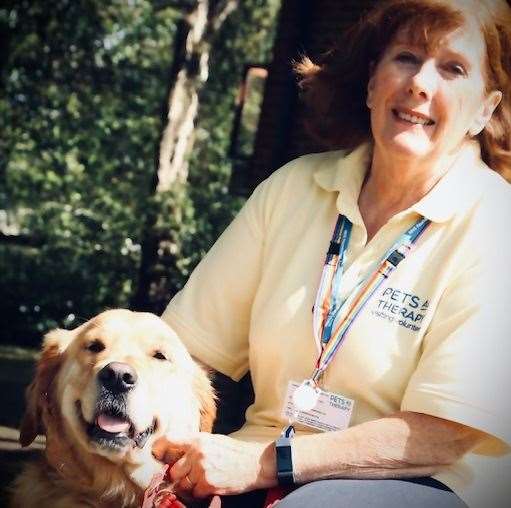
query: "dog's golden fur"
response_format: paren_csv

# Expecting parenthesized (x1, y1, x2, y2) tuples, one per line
(10, 309, 216, 508)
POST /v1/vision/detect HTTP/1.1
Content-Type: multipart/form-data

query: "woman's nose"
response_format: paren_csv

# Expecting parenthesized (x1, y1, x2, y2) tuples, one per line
(408, 60, 438, 99)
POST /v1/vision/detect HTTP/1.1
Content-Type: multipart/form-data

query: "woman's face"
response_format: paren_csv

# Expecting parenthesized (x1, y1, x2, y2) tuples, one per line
(366, 18, 501, 162)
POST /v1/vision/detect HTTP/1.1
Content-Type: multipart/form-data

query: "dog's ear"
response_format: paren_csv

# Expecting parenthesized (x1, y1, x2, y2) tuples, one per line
(192, 363, 217, 433)
(19, 328, 73, 447)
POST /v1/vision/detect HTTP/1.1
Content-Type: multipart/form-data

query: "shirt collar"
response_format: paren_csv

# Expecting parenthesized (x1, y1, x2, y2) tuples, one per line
(313, 141, 487, 224)
(411, 141, 486, 222)
(313, 143, 371, 226)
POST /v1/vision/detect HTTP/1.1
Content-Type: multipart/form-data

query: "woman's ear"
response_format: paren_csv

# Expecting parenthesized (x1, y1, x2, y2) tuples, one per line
(469, 90, 502, 137)
(366, 62, 376, 109)
(19, 328, 73, 447)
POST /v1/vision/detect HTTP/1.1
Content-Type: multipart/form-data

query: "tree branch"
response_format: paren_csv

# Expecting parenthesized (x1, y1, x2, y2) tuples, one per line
(210, 0, 238, 33)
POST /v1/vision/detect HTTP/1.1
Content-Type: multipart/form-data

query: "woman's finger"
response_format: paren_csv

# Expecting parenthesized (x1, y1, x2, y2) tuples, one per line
(168, 455, 192, 483)
(152, 436, 188, 463)
(208, 496, 222, 508)
(176, 473, 195, 492)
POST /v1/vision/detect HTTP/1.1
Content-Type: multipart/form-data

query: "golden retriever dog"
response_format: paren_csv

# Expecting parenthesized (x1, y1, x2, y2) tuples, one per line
(10, 309, 216, 508)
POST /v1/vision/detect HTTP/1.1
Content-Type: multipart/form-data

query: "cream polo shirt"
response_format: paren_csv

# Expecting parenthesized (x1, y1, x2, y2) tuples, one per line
(162, 142, 511, 507)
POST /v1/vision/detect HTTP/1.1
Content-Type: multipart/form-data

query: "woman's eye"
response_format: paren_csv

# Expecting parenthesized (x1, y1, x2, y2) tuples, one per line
(86, 339, 105, 353)
(396, 52, 419, 64)
(445, 62, 466, 76)
(153, 350, 168, 361)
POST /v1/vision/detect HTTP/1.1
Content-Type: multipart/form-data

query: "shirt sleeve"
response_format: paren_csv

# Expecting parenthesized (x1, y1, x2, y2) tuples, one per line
(401, 240, 511, 447)
(161, 175, 276, 381)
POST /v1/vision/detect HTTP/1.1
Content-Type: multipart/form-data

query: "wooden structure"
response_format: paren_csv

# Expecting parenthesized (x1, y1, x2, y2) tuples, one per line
(242, 0, 376, 193)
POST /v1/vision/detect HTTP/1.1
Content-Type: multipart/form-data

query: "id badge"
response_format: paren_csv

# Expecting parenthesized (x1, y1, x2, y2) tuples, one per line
(281, 380, 354, 432)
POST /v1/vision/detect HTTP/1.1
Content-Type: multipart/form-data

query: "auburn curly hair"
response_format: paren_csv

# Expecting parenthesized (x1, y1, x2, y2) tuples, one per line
(295, 0, 511, 178)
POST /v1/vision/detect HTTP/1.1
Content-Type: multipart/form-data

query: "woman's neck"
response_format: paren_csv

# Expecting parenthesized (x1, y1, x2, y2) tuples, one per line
(358, 148, 458, 242)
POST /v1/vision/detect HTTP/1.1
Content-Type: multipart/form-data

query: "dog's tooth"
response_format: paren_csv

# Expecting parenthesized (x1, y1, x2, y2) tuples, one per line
(134, 430, 150, 449)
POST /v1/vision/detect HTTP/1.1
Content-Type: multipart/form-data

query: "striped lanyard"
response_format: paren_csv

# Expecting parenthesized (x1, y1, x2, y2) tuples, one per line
(310, 215, 431, 385)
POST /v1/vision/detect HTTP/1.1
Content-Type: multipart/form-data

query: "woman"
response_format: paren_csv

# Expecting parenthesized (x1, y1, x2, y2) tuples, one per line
(155, 0, 511, 506)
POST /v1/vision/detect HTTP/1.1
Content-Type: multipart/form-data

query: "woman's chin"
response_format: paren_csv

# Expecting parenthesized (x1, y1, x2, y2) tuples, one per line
(379, 134, 437, 161)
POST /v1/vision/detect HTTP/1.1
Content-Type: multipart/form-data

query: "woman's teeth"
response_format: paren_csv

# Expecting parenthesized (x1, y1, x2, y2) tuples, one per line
(395, 110, 434, 126)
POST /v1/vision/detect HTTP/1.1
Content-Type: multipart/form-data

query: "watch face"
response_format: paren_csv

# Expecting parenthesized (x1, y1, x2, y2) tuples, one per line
(276, 439, 293, 485)
(276, 444, 292, 464)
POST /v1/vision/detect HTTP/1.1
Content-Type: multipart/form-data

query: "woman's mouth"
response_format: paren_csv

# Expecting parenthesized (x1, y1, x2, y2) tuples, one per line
(392, 108, 435, 126)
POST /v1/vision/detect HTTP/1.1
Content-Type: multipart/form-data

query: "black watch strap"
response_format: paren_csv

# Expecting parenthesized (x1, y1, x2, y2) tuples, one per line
(275, 425, 295, 486)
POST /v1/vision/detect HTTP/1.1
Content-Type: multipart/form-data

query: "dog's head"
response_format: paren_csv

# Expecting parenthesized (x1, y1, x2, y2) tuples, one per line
(20, 309, 215, 483)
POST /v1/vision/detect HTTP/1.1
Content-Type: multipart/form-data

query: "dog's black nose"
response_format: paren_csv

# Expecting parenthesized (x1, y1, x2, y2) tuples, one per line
(98, 362, 138, 393)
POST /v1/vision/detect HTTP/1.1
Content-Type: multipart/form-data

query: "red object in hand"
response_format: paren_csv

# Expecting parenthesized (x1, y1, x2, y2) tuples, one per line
(142, 464, 222, 508)
(142, 465, 176, 508)
(156, 493, 186, 508)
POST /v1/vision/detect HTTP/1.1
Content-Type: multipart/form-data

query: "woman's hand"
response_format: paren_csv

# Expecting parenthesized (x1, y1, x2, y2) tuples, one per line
(152, 433, 277, 498)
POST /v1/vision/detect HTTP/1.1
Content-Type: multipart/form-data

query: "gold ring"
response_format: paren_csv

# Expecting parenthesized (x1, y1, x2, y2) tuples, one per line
(184, 475, 193, 489)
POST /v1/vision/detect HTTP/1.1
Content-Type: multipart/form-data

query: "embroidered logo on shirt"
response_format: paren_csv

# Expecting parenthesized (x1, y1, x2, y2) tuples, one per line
(371, 287, 429, 332)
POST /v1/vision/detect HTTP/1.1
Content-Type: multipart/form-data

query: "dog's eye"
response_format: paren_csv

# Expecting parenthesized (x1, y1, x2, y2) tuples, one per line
(152, 351, 167, 361)
(86, 339, 105, 353)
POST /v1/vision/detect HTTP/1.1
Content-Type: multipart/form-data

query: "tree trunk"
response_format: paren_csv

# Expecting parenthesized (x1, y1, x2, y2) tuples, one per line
(157, 0, 238, 189)
(157, 0, 209, 188)
(131, 0, 238, 312)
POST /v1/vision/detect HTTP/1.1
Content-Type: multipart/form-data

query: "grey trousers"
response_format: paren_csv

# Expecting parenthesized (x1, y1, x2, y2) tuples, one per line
(220, 477, 467, 508)
(275, 478, 467, 507)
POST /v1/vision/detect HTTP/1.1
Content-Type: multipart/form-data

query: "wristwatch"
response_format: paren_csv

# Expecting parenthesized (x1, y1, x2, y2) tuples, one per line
(275, 424, 295, 486)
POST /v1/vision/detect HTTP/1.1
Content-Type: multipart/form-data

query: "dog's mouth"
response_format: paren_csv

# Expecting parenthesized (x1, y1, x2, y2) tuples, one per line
(75, 400, 157, 451)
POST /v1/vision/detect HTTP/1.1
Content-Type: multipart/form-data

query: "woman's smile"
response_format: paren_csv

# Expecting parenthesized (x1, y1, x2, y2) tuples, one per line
(391, 108, 435, 127)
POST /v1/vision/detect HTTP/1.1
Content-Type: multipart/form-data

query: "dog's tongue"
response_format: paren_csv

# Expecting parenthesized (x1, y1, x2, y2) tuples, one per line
(96, 414, 130, 434)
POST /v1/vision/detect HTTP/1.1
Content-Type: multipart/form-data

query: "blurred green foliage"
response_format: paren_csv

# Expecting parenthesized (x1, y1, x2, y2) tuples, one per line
(0, 0, 279, 345)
